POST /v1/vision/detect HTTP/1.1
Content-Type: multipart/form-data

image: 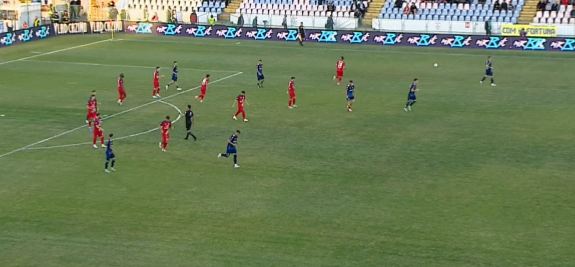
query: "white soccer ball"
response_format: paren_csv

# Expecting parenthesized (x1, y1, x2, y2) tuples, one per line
(433, 63, 438, 68)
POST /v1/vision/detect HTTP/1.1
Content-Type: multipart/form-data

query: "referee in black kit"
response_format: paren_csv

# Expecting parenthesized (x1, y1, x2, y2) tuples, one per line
(184, 104, 197, 141)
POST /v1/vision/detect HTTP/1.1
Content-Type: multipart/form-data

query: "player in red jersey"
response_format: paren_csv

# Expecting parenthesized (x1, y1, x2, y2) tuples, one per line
(159, 115, 173, 152)
(232, 90, 248, 122)
(333, 56, 346, 85)
(117, 73, 127, 105)
(287, 76, 297, 109)
(152, 66, 161, 98)
(92, 113, 105, 148)
(86, 90, 98, 127)
(195, 74, 210, 103)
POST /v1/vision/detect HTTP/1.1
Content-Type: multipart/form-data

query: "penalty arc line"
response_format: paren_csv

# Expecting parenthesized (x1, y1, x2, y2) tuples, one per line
(0, 39, 113, 66)
(26, 100, 183, 150)
(0, 71, 243, 159)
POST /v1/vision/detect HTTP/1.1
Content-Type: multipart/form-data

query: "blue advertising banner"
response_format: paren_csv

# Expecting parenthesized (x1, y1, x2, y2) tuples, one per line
(124, 22, 575, 52)
(2, 22, 574, 52)
(0, 25, 54, 48)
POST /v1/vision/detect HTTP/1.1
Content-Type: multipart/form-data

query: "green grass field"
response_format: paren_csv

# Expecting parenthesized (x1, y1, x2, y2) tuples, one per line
(0, 34, 574, 266)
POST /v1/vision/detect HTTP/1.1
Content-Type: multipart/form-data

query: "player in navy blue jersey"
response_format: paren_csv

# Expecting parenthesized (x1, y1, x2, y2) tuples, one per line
(346, 80, 355, 112)
(166, 61, 182, 91)
(256, 59, 264, 88)
(480, 56, 496, 87)
(404, 78, 418, 112)
(218, 130, 240, 168)
(104, 133, 116, 173)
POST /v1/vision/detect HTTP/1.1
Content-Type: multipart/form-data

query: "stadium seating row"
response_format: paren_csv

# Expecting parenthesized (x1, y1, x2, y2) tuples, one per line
(239, 3, 353, 10)
(238, 9, 354, 16)
(126, 0, 225, 18)
(380, 0, 523, 23)
(243, 0, 358, 4)
(532, 6, 575, 24)
(234, 0, 370, 17)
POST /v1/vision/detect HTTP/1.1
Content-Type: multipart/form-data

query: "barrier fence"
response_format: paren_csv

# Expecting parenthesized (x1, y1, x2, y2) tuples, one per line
(1, 21, 575, 52)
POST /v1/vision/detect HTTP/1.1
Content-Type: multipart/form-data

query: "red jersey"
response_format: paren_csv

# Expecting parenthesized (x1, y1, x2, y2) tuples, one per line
(87, 98, 97, 112)
(336, 60, 345, 72)
(118, 78, 124, 90)
(288, 80, 295, 95)
(236, 94, 246, 108)
(93, 117, 102, 131)
(160, 120, 172, 135)
(153, 70, 160, 83)
(201, 77, 209, 91)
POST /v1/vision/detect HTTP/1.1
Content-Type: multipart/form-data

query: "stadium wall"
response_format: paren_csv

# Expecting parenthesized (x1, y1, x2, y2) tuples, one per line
(1, 21, 574, 52)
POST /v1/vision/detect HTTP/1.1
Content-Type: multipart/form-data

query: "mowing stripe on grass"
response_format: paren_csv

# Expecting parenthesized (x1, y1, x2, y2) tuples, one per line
(26, 100, 183, 150)
(0, 39, 112, 66)
(0, 71, 243, 159)
(20, 59, 240, 73)
(119, 37, 575, 61)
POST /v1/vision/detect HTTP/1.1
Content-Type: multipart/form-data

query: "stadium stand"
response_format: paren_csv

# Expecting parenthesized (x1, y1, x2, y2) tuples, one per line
(120, 0, 227, 22)
(233, 0, 372, 18)
(379, 0, 524, 23)
(532, 4, 575, 24)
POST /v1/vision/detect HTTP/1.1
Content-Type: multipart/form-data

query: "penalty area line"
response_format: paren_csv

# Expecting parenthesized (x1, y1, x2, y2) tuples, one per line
(0, 71, 242, 158)
(0, 39, 113, 66)
(26, 100, 183, 151)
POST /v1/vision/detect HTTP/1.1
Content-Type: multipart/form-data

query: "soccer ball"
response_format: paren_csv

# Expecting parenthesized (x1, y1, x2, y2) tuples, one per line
(433, 63, 438, 67)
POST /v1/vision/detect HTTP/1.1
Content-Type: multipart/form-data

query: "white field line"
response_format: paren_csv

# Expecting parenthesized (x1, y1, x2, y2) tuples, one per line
(21, 59, 239, 73)
(0, 71, 243, 159)
(118, 38, 575, 61)
(26, 100, 183, 150)
(0, 39, 112, 66)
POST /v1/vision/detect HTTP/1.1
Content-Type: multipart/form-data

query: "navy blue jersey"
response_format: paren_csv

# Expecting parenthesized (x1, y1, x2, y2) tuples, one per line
(347, 84, 355, 98)
(257, 63, 264, 80)
(229, 134, 238, 145)
(409, 82, 417, 91)
(106, 139, 113, 153)
(171, 65, 178, 81)
(485, 59, 493, 76)
(105, 139, 115, 160)
(226, 133, 238, 154)
(408, 82, 417, 100)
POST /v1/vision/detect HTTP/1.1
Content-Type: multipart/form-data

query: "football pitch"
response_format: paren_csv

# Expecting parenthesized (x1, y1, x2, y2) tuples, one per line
(0, 34, 574, 266)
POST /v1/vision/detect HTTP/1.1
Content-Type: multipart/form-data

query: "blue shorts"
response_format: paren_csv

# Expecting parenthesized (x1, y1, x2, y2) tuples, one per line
(106, 152, 115, 161)
(485, 69, 493, 76)
(408, 93, 416, 101)
(257, 74, 264, 81)
(226, 145, 237, 154)
(347, 95, 355, 101)
(171, 74, 178, 81)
